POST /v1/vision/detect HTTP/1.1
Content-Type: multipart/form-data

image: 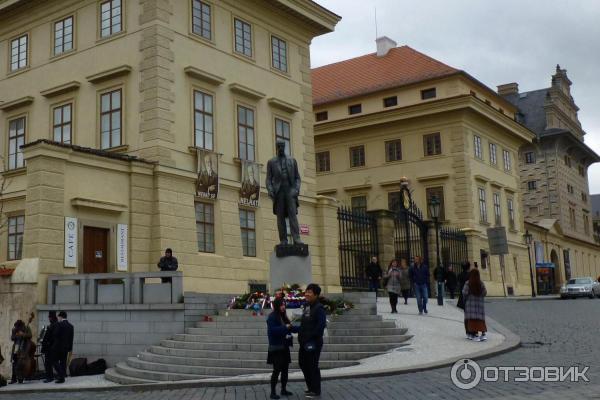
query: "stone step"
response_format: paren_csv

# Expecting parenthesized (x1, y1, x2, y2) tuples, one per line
(194, 320, 397, 329)
(115, 361, 215, 382)
(327, 334, 412, 345)
(328, 327, 408, 336)
(148, 345, 386, 361)
(126, 357, 292, 377)
(330, 314, 383, 322)
(173, 333, 412, 345)
(160, 339, 406, 353)
(138, 351, 358, 369)
(104, 367, 157, 385)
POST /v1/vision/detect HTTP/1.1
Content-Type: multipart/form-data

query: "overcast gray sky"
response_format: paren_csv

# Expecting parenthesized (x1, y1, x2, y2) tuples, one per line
(310, 0, 600, 194)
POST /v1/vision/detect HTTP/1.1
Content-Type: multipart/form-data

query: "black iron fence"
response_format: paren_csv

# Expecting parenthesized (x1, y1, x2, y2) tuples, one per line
(337, 207, 379, 290)
(393, 200, 429, 265)
(440, 226, 469, 272)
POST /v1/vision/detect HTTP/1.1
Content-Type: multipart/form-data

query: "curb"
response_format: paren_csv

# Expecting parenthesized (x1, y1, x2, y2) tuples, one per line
(0, 314, 520, 394)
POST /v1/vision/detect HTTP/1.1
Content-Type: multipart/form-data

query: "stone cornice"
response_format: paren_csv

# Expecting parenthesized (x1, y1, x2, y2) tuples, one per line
(0, 96, 33, 111)
(184, 66, 225, 86)
(71, 197, 127, 213)
(86, 65, 132, 84)
(40, 81, 81, 98)
(271, 0, 341, 35)
(268, 97, 300, 113)
(229, 83, 266, 100)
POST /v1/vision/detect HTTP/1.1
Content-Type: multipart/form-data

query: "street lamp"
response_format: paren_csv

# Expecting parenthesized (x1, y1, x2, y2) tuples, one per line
(428, 195, 443, 305)
(524, 230, 536, 297)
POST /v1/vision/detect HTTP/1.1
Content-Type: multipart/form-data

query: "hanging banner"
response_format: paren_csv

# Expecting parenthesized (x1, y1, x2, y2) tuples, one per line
(64, 217, 77, 268)
(534, 241, 545, 264)
(196, 149, 219, 200)
(240, 160, 260, 208)
(117, 224, 128, 271)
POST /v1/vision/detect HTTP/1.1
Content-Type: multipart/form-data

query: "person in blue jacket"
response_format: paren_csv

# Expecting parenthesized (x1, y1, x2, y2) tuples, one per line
(267, 297, 298, 399)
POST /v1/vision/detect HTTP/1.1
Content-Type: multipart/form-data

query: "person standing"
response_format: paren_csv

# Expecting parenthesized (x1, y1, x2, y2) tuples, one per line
(446, 269, 458, 299)
(462, 269, 488, 341)
(384, 259, 402, 313)
(298, 283, 326, 399)
(410, 256, 430, 315)
(433, 264, 446, 306)
(456, 262, 471, 335)
(41, 311, 58, 383)
(366, 256, 382, 293)
(267, 297, 298, 399)
(399, 259, 412, 305)
(52, 311, 74, 384)
(157, 248, 178, 283)
(9, 320, 32, 384)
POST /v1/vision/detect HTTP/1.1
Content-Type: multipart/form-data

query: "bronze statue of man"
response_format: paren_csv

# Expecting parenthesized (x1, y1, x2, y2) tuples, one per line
(266, 141, 302, 245)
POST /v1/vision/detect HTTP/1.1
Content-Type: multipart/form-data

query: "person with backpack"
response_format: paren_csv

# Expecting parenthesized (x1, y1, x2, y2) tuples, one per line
(266, 297, 298, 399)
(462, 269, 488, 341)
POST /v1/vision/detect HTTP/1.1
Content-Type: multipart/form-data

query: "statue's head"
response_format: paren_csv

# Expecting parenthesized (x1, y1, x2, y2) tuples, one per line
(276, 140, 286, 157)
(204, 155, 213, 172)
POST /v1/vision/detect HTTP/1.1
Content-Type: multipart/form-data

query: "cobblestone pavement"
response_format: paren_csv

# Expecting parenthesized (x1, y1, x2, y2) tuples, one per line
(4, 298, 600, 400)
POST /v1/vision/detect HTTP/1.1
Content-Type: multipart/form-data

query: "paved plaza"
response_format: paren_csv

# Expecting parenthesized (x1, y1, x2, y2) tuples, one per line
(2, 297, 599, 399)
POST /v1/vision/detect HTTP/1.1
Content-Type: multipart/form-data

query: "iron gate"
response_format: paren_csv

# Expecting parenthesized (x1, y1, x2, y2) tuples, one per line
(393, 187, 429, 264)
(337, 207, 378, 289)
(440, 226, 468, 272)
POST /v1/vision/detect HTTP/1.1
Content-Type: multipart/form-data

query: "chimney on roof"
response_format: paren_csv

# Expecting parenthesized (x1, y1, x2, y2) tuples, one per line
(497, 82, 519, 96)
(376, 36, 397, 57)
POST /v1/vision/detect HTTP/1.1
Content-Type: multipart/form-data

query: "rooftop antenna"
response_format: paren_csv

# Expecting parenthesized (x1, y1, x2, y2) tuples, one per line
(374, 6, 378, 39)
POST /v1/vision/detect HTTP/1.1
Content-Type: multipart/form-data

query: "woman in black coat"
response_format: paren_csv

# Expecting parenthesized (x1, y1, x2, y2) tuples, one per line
(267, 297, 298, 399)
(456, 261, 471, 336)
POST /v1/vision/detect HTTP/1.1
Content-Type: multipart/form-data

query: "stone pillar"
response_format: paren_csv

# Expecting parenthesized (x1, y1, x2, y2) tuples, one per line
(368, 209, 396, 267)
(129, 166, 155, 272)
(314, 196, 342, 294)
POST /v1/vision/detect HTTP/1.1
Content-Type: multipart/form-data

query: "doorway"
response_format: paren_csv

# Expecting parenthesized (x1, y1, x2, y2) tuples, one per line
(83, 226, 109, 274)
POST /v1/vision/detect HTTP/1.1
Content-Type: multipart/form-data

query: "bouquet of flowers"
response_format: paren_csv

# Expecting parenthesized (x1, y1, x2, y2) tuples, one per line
(228, 291, 270, 310)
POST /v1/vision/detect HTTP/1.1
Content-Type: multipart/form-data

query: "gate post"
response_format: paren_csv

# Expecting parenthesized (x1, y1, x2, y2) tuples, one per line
(368, 210, 396, 267)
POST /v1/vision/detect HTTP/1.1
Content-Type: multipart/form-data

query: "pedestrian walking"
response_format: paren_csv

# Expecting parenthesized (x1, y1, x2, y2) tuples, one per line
(410, 256, 430, 315)
(399, 259, 412, 305)
(433, 264, 446, 306)
(456, 262, 471, 335)
(446, 269, 458, 299)
(384, 259, 402, 313)
(298, 283, 326, 399)
(267, 297, 298, 399)
(41, 311, 58, 382)
(365, 256, 382, 293)
(462, 269, 488, 341)
(51, 311, 74, 384)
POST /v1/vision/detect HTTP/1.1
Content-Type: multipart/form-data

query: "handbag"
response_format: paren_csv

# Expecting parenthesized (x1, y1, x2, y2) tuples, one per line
(457, 295, 465, 310)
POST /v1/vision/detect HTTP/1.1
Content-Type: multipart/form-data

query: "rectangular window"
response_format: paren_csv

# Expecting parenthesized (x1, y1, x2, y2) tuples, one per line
(271, 36, 288, 72)
(192, 0, 211, 40)
(8, 117, 26, 170)
(525, 151, 535, 164)
(53, 103, 72, 144)
(423, 132, 442, 156)
(234, 18, 252, 57)
(237, 105, 255, 161)
(316, 151, 330, 173)
(351, 196, 367, 213)
(567, 184, 574, 194)
(100, 89, 122, 149)
(527, 181, 537, 191)
(54, 16, 74, 55)
(349, 145, 365, 168)
(493, 192, 501, 226)
(383, 96, 398, 108)
(478, 187, 487, 223)
(239, 209, 256, 257)
(582, 192, 588, 202)
(385, 139, 402, 162)
(569, 207, 576, 229)
(275, 118, 291, 156)
(100, 0, 122, 38)
(315, 111, 328, 122)
(426, 187, 446, 221)
(348, 104, 362, 115)
(194, 91, 214, 150)
(195, 202, 215, 253)
(503, 149, 511, 171)
(578, 165, 585, 176)
(564, 155, 571, 167)
(7, 215, 25, 261)
(10, 34, 28, 71)
(474, 135, 482, 159)
(508, 198, 515, 229)
(421, 88, 436, 100)
(388, 191, 401, 212)
(584, 213, 590, 235)
(489, 143, 497, 165)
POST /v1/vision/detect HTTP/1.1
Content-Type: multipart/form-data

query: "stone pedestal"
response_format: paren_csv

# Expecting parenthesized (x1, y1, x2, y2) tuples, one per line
(269, 252, 312, 291)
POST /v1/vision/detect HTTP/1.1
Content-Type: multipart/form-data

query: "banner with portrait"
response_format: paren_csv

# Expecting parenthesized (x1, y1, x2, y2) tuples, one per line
(196, 149, 219, 200)
(240, 160, 260, 208)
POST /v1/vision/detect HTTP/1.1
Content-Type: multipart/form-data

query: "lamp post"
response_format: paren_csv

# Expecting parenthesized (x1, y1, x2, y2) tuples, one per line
(524, 230, 536, 297)
(428, 195, 443, 305)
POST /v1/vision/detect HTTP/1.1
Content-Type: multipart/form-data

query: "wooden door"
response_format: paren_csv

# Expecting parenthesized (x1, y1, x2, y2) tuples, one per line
(83, 226, 109, 274)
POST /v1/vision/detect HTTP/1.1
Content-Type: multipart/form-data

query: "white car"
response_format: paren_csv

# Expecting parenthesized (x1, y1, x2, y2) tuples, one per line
(560, 277, 600, 299)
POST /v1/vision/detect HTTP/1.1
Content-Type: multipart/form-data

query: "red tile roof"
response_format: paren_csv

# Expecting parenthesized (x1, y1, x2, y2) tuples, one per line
(312, 46, 460, 106)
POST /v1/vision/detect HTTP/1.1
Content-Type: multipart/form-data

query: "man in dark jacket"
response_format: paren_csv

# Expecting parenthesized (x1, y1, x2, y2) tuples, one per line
(41, 311, 58, 382)
(446, 269, 458, 299)
(433, 264, 446, 306)
(410, 256, 430, 315)
(365, 256, 382, 292)
(157, 248, 178, 283)
(298, 283, 326, 398)
(52, 311, 74, 384)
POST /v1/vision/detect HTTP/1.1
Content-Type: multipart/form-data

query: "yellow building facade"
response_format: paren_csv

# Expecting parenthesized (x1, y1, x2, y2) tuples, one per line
(0, 0, 342, 340)
(313, 39, 536, 296)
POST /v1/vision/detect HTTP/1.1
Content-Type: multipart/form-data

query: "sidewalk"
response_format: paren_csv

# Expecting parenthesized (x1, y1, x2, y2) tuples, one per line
(1, 297, 519, 393)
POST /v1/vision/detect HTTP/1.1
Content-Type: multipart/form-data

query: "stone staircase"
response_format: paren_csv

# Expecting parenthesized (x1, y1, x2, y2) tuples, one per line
(105, 292, 412, 384)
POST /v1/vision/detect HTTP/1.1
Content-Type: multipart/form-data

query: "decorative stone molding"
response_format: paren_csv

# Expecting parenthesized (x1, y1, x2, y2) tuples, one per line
(86, 65, 132, 84)
(40, 81, 81, 98)
(184, 66, 225, 86)
(267, 97, 300, 113)
(0, 96, 34, 111)
(229, 83, 266, 100)
(71, 197, 128, 213)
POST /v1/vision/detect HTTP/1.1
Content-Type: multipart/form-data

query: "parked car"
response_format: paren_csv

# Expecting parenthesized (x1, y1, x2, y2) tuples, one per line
(560, 277, 600, 299)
